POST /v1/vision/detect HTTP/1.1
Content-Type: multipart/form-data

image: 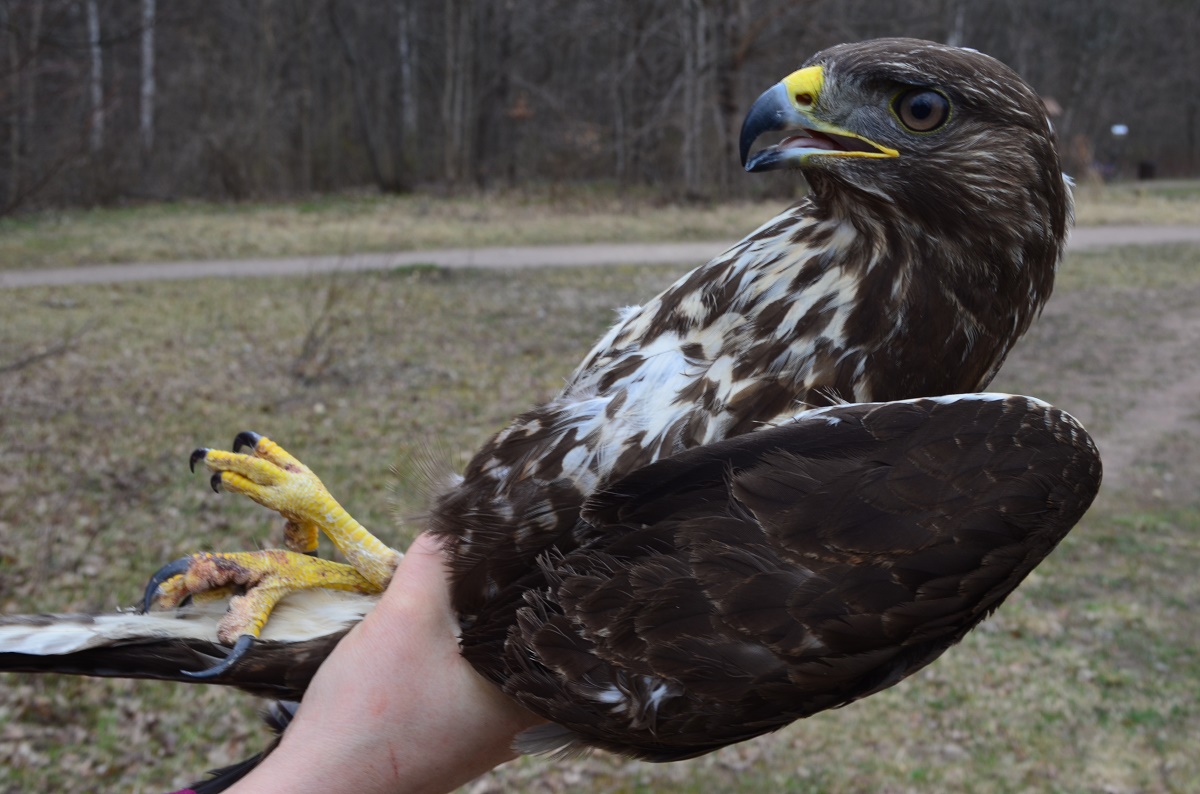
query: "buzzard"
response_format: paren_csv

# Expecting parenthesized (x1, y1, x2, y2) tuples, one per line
(0, 38, 1098, 788)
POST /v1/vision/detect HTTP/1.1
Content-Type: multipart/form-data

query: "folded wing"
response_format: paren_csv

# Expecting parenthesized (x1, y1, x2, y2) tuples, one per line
(466, 394, 1101, 760)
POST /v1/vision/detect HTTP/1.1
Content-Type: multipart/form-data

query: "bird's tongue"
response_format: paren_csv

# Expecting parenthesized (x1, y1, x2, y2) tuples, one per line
(780, 130, 842, 151)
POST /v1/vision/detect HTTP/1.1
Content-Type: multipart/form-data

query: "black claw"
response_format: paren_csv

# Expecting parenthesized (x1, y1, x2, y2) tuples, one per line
(141, 556, 195, 613)
(233, 431, 263, 454)
(182, 634, 256, 680)
(189, 448, 209, 473)
(210, 473, 222, 493)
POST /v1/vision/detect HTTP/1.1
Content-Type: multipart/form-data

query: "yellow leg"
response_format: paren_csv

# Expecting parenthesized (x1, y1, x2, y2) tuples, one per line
(283, 519, 320, 555)
(145, 549, 375, 643)
(191, 431, 401, 586)
(142, 432, 402, 677)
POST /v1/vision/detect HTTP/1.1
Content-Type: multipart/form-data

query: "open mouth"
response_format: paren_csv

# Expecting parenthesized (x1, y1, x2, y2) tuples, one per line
(744, 127, 897, 171)
(739, 79, 900, 172)
(775, 129, 889, 156)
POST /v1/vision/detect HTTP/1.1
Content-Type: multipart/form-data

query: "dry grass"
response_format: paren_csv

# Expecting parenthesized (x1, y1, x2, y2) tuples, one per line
(1072, 180, 1200, 227)
(2, 242, 1200, 792)
(0, 190, 783, 271)
(1, 180, 1198, 272)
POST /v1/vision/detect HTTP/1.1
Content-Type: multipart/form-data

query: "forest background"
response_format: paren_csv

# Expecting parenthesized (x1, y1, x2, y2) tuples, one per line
(1, 0, 1197, 215)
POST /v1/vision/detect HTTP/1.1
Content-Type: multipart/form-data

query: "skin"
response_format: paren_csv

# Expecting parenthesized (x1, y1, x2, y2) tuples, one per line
(224, 533, 546, 794)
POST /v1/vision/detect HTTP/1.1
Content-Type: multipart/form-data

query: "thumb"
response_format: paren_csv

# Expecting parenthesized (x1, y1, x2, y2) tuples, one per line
(373, 532, 458, 635)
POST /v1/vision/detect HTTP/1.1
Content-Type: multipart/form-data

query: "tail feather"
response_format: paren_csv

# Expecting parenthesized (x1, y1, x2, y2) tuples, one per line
(0, 590, 376, 699)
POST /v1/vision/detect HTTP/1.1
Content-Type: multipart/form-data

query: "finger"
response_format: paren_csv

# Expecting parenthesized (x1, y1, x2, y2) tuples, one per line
(391, 533, 453, 612)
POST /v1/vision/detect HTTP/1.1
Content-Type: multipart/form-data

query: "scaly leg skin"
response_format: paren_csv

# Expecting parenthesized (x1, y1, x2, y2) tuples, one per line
(141, 431, 402, 678)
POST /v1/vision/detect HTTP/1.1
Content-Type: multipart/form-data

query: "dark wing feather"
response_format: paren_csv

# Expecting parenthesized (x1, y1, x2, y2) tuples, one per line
(464, 395, 1100, 760)
(0, 590, 373, 699)
(0, 622, 343, 701)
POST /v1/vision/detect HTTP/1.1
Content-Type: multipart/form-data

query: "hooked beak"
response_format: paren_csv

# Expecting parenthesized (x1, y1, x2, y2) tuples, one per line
(739, 66, 898, 172)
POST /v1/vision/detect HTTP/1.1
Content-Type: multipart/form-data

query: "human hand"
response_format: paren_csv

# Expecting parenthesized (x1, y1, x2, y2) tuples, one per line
(223, 533, 545, 794)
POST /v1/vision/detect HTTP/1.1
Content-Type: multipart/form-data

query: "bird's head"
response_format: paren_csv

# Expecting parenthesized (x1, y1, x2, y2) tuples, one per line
(740, 38, 1070, 247)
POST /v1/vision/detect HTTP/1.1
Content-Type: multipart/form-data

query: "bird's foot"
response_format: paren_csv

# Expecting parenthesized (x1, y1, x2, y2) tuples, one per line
(190, 431, 401, 586)
(143, 431, 401, 677)
(141, 549, 378, 678)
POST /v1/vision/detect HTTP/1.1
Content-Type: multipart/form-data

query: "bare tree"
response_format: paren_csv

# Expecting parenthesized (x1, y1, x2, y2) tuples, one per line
(680, 0, 709, 198)
(944, 0, 970, 47)
(2, 0, 17, 204)
(397, 1, 419, 173)
(86, 0, 103, 154)
(0, 0, 1194, 211)
(16, 0, 44, 204)
(140, 0, 155, 153)
(441, 0, 474, 184)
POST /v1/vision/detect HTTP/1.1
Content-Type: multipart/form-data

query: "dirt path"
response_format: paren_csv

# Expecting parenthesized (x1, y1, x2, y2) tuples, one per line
(999, 274, 1200, 496)
(1093, 310, 1200, 484)
(4, 224, 1197, 497)
(3, 224, 1200, 289)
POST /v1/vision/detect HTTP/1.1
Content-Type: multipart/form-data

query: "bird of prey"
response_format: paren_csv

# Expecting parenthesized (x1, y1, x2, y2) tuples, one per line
(0, 38, 1098, 788)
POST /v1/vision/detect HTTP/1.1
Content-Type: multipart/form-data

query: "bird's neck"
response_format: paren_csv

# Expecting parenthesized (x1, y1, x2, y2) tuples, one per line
(796, 175, 1065, 397)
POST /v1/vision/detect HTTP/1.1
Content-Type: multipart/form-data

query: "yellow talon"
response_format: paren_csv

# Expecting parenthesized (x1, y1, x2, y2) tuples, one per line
(150, 432, 402, 665)
(144, 550, 379, 644)
(192, 431, 401, 587)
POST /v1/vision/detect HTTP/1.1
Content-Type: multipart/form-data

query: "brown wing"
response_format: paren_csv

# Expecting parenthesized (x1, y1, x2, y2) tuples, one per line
(462, 395, 1101, 760)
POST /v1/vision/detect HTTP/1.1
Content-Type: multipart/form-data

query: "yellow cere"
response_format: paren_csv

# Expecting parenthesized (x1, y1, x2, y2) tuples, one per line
(781, 65, 825, 109)
(780, 65, 899, 159)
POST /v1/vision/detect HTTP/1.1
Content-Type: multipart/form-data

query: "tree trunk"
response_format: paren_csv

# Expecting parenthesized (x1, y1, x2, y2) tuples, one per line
(252, 1, 276, 194)
(21, 0, 43, 161)
(712, 0, 746, 196)
(681, 0, 710, 198)
(1057, 11, 1117, 147)
(86, 0, 103, 154)
(476, 1, 512, 186)
(299, 12, 314, 193)
(140, 0, 156, 153)
(329, 0, 401, 192)
(945, 0, 969, 47)
(442, 0, 474, 184)
(397, 1, 419, 175)
(3, 0, 17, 206)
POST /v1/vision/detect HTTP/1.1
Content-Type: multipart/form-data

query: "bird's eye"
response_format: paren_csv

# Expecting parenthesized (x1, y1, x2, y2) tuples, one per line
(893, 89, 950, 133)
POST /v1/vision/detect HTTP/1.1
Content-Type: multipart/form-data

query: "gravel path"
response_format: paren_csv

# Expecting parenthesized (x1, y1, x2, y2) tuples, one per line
(3, 224, 1199, 289)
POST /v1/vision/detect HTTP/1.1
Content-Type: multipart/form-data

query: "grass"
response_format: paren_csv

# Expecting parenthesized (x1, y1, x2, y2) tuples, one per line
(1, 179, 1199, 272)
(0, 188, 783, 272)
(2, 242, 1200, 792)
(1073, 179, 1200, 227)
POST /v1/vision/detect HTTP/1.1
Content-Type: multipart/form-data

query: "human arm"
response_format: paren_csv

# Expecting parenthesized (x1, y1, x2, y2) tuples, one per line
(223, 533, 545, 794)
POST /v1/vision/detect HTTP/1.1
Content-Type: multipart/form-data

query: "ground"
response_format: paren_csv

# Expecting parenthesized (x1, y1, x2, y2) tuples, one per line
(1, 188, 1199, 792)
(2, 179, 1199, 272)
